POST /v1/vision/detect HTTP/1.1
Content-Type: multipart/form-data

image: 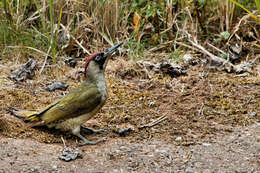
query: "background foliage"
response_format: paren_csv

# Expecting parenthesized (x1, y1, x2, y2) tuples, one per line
(0, 0, 259, 60)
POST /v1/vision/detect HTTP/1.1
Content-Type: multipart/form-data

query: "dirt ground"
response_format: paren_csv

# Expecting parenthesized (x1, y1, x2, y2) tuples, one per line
(0, 56, 260, 172)
(0, 123, 259, 172)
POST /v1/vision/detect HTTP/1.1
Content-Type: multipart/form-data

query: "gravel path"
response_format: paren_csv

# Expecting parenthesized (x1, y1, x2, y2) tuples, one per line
(0, 123, 259, 173)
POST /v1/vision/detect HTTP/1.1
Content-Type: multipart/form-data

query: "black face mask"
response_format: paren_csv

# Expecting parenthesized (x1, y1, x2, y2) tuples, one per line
(94, 52, 106, 70)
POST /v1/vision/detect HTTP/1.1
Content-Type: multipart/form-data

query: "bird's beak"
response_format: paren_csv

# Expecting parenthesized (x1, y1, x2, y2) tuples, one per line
(102, 42, 123, 71)
(104, 42, 123, 58)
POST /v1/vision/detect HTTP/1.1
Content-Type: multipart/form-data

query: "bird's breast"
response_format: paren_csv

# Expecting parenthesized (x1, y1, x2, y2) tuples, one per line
(96, 78, 108, 103)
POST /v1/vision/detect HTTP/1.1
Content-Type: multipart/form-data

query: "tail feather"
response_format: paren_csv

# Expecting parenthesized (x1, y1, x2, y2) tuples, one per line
(7, 107, 40, 122)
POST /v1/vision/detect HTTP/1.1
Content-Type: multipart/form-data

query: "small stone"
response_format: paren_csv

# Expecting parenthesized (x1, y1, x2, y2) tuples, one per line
(183, 54, 193, 61)
(115, 149, 120, 153)
(202, 143, 211, 147)
(9, 58, 36, 82)
(155, 149, 168, 154)
(230, 43, 241, 55)
(9, 161, 15, 165)
(45, 81, 69, 92)
(52, 165, 57, 169)
(107, 153, 116, 160)
(183, 54, 197, 65)
(165, 83, 172, 90)
(175, 136, 182, 141)
(235, 62, 252, 73)
(159, 61, 187, 77)
(59, 147, 82, 162)
(235, 73, 250, 77)
(6, 152, 12, 157)
(199, 72, 206, 79)
(185, 166, 193, 173)
(112, 169, 121, 173)
(118, 128, 133, 136)
(249, 112, 257, 117)
(65, 58, 77, 68)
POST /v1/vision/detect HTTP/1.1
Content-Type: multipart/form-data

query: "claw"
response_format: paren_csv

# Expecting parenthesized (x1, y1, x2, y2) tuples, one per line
(80, 126, 108, 134)
(78, 138, 106, 146)
(73, 126, 107, 146)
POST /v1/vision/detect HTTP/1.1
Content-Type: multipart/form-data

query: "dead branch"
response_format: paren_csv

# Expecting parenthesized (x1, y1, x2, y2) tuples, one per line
(60, 24, 90, 55)
(39, 46, 51, 74)
(207, 42, 227, 55)
(186, 32, 244, 73)
(227, 13, 251, 44)
(138, 114, 168, 129)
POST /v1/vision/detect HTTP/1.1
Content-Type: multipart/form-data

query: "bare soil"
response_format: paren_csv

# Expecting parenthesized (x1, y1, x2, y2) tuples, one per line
(0, 57, 259, 172)
(0, 123, 259, 172)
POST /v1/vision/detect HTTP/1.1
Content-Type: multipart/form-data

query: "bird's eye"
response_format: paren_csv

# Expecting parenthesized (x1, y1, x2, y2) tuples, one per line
(95, 55, 101, 61)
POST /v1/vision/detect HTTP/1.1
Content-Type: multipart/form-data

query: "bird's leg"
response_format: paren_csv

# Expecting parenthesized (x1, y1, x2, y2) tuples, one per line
(80, 125, 108, 134)
(72, 126, 106, 146)
(77, 134, 105, 146)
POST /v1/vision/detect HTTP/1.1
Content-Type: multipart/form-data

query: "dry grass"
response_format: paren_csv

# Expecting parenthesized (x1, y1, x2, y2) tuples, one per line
(1, 0, 259, 61)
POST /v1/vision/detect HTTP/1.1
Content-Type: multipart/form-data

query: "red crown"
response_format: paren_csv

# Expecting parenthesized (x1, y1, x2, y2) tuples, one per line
(84, 52, 101, 78)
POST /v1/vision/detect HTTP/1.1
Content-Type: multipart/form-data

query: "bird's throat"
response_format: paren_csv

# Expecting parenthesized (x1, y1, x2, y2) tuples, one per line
(96, 73, 107, 103)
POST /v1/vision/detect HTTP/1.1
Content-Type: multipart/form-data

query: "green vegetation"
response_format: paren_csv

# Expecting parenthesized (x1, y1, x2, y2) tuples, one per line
(0, 0, 259, 60)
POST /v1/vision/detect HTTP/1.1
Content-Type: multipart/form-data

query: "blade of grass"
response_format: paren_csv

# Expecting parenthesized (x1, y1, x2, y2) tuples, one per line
(49, 0, 56, 60)
(7, 45, 52, 58)
(98, 32, 114, 46)
(255, 0, 260, 14)
(229, 0, 260, 23)
(33, 0, 46, 32)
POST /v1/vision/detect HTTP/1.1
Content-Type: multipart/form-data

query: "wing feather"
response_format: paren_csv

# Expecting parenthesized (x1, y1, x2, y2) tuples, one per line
(35, 82, 102, 124)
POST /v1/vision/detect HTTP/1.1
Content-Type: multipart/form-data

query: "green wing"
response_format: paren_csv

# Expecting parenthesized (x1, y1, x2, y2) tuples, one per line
(32, 82, 102, 124)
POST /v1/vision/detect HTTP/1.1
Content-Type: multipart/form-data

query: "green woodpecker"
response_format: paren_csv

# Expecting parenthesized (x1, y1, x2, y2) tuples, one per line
(9, 42, 123, 145)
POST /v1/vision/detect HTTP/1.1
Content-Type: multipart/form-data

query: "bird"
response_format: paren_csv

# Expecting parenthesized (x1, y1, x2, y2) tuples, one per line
(8, 42, 123, 145)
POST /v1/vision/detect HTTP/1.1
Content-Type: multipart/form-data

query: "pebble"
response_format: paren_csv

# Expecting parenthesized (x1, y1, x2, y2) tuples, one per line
(185, 166, 193, 173)
(202, 143, 211, 147)
(175, 137, 182, 141)
(65, 58, 77, 68)
(118, 128, 133, 136)
(6, 152, 12, 157)
(155, 149, 168, 154)
(183, 54, 193, 62)
(249, 112, 257, 117)
(45, 81, 69, 92)
(59, 147, 82, 162)
(52, 165, 57, 169)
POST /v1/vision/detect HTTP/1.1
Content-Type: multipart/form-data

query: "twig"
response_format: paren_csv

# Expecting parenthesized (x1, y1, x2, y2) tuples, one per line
(181, 84, 185, 93)
(186, 33, 239, 72)
(207, 42, 227, 55)
(138, 114, 168, 129)
(61, 136, 66, 148)
(99, 31, 114, 46)
(7, 46, 52, 58)
(22, 5, 48, 25)
(243, 96, 253, 107)
(148, 40, 201, 53)
(251, 54, 260, 64)
(188, 37, 228, 65)
(227, 13, 251, 44)
(60, 24, 90, 55)
(176, 41, 202, 53)
(198, 103, 204, 116)
(39, 45, 51, 74)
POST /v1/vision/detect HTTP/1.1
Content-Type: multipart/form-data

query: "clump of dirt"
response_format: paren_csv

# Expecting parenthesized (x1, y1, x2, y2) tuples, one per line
(0, 56, 259, 146)
(108, 59, 150, 80)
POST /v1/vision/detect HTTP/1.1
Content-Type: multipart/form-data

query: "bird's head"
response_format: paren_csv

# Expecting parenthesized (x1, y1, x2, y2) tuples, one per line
(84, 42, 123, 78)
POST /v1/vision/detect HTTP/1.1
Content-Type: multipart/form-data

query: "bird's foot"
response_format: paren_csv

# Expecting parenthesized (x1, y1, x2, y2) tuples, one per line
(78, 138, 106, 146)
(80, 126, 108, 134)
